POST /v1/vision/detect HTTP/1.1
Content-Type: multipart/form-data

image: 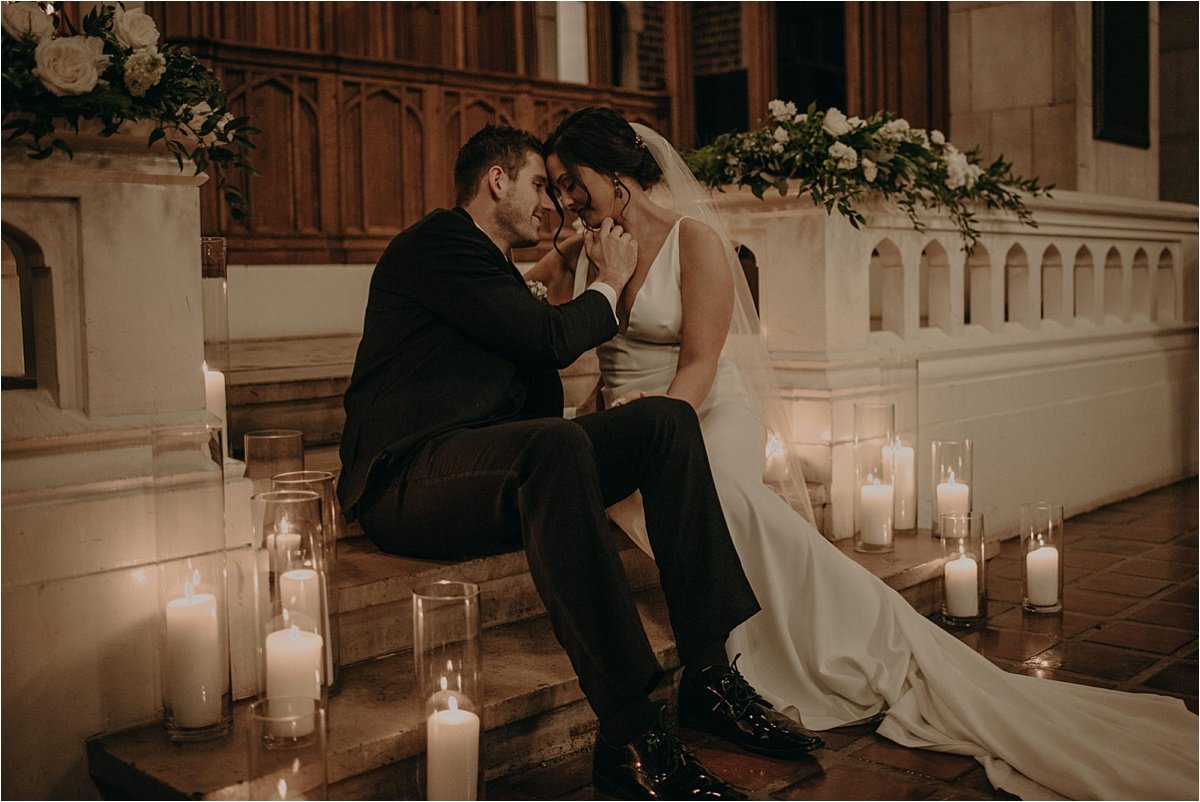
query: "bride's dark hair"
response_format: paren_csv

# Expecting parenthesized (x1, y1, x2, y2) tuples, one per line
(543, 107, 664, 244)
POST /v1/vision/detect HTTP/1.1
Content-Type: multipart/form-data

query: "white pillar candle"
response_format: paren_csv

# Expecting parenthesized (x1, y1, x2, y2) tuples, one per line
(936, 470, 970, 516)
(202, 361, 229, 458)
(1026, 545, 1060, 606)
(427, 695, 480, 801)
(859, 476, 894, 545)
(883, 439, 916, 529)
(165, 579, 227, 728)
(265, 626, 323, 736)
(763, 433, 788, 484)
(944, 553, 980, 618)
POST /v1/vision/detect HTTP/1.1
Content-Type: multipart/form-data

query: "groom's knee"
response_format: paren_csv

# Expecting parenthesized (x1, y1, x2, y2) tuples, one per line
(638, 395, 702, 438)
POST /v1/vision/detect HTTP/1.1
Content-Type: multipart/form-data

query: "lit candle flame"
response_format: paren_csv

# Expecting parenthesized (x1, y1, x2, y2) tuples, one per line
(439, 676, 448, 692)
(867, 473, 880, 487)
(449, 695, 459, 713)
(276, 778, 287, 799)
(279, 515, 291, 535)
(289, 624, 299, 639)
(958, 542, 967, 559)
(192, 568, 201, 587)
(947, 469, 957, 486)
(184, 581, 194, 601)
(765, 434, 783, 459)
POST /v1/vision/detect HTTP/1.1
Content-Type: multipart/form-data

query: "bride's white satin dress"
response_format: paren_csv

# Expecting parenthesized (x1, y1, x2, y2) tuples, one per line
(574, 218, 1198, 800)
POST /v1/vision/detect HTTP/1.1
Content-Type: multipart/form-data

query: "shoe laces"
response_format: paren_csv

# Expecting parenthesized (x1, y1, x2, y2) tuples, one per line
(708, 653, 769, 716)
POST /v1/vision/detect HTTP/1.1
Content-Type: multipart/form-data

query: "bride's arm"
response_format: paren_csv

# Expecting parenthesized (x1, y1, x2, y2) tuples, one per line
(667, 219, 734, 409)
(523, 234, 585, 305)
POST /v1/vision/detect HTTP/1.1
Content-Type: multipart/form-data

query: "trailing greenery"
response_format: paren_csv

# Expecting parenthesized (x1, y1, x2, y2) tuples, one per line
(683, 100, 1052, 251)
(1, 3, 259, 221)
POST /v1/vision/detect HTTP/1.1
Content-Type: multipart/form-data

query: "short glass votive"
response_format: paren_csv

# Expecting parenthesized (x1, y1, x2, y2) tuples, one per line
(153, 423, 232, 742)
(252, 490, 330, 710)
(414, 581, 483, 802)
(940, 512, 987, 626)
(272, 471, 340, 694)
(244, 430, 305, 495)
(248, 697, 328, 800)
(931, 439, 973, 538)
(854, 403, 896, 553)
(1020, 502, 1065, 613)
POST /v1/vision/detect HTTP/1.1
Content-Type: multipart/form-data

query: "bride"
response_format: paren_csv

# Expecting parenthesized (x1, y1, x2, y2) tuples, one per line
(525, 107, 1198, 801)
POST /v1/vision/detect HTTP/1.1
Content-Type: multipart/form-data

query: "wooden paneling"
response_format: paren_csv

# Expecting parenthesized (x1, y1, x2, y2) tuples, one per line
(845, 2, 948, 132)
(143, 2, 672, 264)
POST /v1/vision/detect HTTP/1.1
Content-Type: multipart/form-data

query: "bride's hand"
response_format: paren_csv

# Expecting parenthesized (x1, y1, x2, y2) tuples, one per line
(610, 389, 650, 408)
(584, 218, 638, 291)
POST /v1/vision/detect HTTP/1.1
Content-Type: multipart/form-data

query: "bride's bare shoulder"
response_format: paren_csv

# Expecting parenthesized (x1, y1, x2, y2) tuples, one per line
(677, 217, 726, 260)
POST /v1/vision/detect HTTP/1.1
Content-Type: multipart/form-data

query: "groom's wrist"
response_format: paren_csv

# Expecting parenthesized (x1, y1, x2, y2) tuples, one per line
(587, 282, 620, 326)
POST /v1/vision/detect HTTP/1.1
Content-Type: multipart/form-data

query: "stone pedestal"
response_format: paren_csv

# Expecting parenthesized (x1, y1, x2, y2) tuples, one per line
(1, 128, 252, 799)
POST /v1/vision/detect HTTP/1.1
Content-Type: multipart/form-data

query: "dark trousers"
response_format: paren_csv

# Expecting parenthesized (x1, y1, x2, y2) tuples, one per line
(359, 396, 760, 724)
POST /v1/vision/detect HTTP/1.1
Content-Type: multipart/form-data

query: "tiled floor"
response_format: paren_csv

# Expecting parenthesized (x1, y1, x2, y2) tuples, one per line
(491, 479, 1198, 800)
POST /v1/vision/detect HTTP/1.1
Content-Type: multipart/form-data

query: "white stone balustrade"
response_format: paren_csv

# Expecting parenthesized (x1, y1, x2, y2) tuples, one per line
(713, 185, 1198, 539)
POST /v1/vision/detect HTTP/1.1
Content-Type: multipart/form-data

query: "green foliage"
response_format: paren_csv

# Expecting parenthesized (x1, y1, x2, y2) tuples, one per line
(682, 101, 1052, 252)
(1, 3, 259, 222)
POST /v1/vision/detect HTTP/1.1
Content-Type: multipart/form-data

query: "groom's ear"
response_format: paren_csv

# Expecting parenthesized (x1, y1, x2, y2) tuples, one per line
(484, 164, 508, 201)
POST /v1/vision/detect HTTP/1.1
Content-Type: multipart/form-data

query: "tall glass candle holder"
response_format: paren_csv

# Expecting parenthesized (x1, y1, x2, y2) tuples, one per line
(881, 358, 918, 531)
(931, 439, 973, 538)
(1020, 502, 1065, 613)
(153, 424, 232, 741)
(940, 512, 987, 626)
(244, 430, 305, 495)
(252, 490, 329, 714)
(248, 697, 328, 800)
(201, 237, 231, 459)
(414, 581, 483, 801)
(272, 471, 340, 694)
(854, 403, 896, 553)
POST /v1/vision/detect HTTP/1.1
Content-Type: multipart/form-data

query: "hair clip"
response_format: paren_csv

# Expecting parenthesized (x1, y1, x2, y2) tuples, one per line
(634, 133, 646, 150)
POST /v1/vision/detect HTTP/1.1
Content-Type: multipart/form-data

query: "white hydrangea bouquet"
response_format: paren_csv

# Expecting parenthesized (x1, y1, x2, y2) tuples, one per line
(1, 3, 258, 221)
(684, 100, 1051, 250)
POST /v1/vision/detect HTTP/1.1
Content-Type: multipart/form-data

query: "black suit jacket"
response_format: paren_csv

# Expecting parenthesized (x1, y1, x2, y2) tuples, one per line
(338, 207, 617, 520)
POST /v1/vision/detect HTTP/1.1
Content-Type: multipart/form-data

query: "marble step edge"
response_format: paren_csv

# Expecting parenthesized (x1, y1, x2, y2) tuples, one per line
(335, 540, 660, 665)
(87, 589, 679, 800)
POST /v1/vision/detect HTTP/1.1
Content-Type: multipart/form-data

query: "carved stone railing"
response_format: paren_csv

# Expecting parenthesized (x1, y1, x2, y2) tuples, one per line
(713, 186, 1199, 539)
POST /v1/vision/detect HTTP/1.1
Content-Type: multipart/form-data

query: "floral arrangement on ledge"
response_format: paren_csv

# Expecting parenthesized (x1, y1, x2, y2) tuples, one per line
(1, 2, 258, 222)
(683, 100, 1052, 251)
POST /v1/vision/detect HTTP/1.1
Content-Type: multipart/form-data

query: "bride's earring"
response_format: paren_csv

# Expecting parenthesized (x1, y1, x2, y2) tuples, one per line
(613, 180, 623, 200)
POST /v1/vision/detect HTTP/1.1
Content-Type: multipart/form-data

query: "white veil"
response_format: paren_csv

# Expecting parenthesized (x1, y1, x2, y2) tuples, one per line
(632, 122, 816, 526)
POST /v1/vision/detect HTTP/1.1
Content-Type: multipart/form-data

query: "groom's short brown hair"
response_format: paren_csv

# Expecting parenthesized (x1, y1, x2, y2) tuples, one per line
(453, 125, 543, 206)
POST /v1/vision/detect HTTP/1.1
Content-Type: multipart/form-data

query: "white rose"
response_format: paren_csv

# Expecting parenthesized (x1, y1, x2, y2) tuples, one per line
(123, 46, 166, 98)
(3, 2, 54, 42)
(847, 116, 866, 130)
(862, 157, 878, 182)
(793, 113, 807, 124)
(828, 141, 858, 170)
(911, 128, 931, 148)
(822, 107, 851, 137)
(943, 145, 970, 189)
(771, 142, 785, 154)
(768, 99, 797, 122)
(33, 36, 110, 97)
(879, 118, 910, 142)
(773, 126, 789, 144)
(931, 129, 946, 146)
(111, 7, 160, 50)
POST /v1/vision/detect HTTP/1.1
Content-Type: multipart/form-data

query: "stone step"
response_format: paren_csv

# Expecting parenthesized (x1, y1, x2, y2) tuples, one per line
(87, 588, 679, 800)
(333, 533, 660, 666)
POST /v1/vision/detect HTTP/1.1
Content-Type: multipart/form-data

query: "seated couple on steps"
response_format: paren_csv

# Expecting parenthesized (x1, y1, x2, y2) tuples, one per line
(338, 110, 1198, 800)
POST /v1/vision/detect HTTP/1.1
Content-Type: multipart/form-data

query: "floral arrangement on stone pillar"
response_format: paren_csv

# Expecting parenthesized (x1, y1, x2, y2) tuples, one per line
(683, 100, 1052, 251)
(0, 2, 259, 221)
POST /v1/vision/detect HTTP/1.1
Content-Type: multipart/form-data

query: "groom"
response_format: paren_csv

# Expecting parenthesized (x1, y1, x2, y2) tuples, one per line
(338, 124, 822, 799)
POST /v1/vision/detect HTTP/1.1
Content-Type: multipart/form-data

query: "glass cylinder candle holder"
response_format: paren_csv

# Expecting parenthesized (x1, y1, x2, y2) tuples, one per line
(854, 403, 896, 553)
(1020, 502, 1065, 613)
(153, 424, 232, 741)
(248, 697, 328, 800)
(414, 581, 483, 801)
(931, 439, 973, 538)
(272, 471, 340, 694)
(244, 430, 305, 495)
(252, 490, 330, 711)
(883, 436, 917, 531)
(940, 511, 987, 626)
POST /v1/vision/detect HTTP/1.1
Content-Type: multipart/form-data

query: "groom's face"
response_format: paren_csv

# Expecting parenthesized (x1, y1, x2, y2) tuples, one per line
(496, 151, 554, 249)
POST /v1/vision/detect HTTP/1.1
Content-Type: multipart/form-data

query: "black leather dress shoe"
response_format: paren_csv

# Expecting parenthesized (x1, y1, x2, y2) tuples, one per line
(592, 719, 746, 800)
(677, 654, 825, 759)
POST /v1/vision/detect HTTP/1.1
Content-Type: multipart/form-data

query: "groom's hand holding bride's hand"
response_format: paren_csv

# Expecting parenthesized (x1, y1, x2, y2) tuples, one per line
(584, 217, 638, 292)
(610, 389, 649, 408)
